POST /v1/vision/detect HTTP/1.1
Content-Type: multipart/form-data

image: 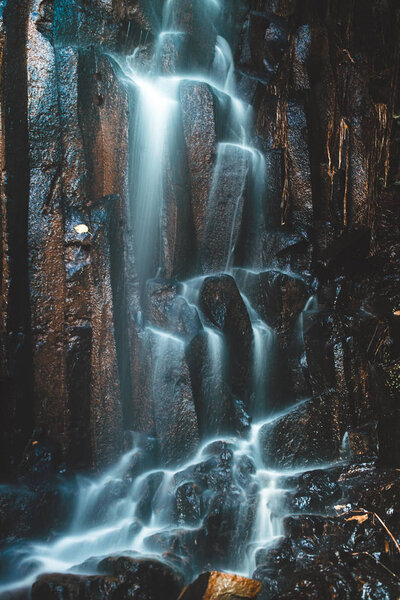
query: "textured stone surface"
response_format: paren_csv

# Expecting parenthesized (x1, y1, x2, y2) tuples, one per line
(178, 571, 262, 599)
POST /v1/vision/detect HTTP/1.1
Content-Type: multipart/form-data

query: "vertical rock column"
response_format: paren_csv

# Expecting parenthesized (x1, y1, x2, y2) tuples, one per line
(26, 1, 68, 462)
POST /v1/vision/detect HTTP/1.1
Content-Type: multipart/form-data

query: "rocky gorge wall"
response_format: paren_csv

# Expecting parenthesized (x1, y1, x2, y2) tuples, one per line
(0, 0, 400, 598)
(1, 0, 398, 476)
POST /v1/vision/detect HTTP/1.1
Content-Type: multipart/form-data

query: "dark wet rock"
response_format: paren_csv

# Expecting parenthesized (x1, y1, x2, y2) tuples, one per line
(128, 327, 156, 436)
(99, 555, 184, 598)
(178, 571, 262, 599)
(147, 328, 200, 465)
(248, 11, 289, 76)
(234, 455, 256, 489)
(287, 469, 342, 513)
(32, 555, 184, 599)
(169, 1, 218, 71)
(19, 434, 59, 480)
(175, 482, 202, 525)
(32, 573, 120, 600)
(0, 481, 73, 540)
(201, 441, 235, 463)
(201, 489, 245, 566)
(200, 144, 250, 273)
(160, 109, 195, 281)
(255, 466, 400, 599)
(77, 51, 129, 206)
(199, 275, 253, 403)
(186, 330, 234, 436)
(265, 0, 297, 17)
(286, 101, 313, 232)
(27, 10, 68, 467)
(291, 25, 311, 91)
(234, 269, 309, 339)
(255, 549, 400, 600)
(260, 394, 344, 469)
(341, 423, 379, 462)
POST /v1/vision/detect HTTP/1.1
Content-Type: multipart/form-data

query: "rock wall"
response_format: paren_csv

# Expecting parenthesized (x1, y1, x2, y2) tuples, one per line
(0, 0, 399, 484)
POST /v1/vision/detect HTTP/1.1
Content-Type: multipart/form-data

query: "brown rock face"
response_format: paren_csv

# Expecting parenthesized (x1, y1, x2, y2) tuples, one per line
(178, 571, 262, 600)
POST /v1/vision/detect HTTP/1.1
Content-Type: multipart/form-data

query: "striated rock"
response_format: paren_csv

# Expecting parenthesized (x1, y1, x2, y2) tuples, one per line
(77, 50, 129, 206)
(87, 198, 124, 468)
(178, 571, 262, 599)
(0, 0, 34, 480)
(286, 101, 313, 231)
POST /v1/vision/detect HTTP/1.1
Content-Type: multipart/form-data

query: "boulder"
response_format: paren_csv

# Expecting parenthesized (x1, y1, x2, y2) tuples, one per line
(178, 571, 261, 599)
(260, 394, 344, 469)
(99, 555, 184, 598)
(287, 469, 342, 513)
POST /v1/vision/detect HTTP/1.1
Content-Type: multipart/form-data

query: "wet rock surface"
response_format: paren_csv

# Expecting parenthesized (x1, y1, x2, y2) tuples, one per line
(178, 571, 262, 599)
(31, 556, 184, 600)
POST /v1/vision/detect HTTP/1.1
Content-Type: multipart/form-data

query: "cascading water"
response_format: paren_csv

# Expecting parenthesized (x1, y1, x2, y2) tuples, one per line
(0, 1, 337, 595)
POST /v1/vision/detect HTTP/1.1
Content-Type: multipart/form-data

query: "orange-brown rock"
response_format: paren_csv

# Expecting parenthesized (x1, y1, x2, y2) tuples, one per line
(178, 571, 262, 600)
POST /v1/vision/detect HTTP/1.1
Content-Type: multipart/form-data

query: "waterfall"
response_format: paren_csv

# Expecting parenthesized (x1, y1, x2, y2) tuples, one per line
(0, 0, 311, 594)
